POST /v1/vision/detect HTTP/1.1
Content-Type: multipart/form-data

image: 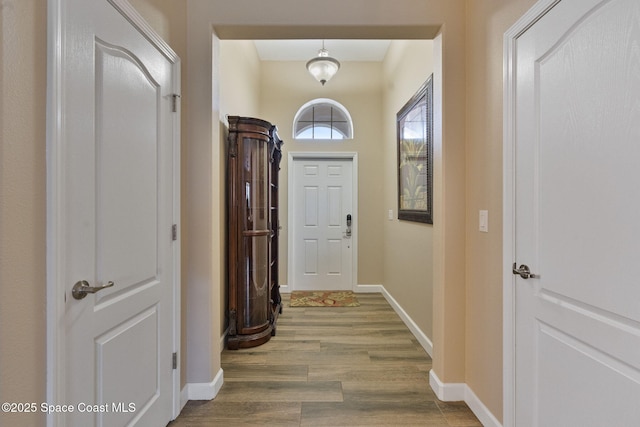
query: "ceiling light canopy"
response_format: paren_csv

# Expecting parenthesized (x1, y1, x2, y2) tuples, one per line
(306, 41, 340, 86)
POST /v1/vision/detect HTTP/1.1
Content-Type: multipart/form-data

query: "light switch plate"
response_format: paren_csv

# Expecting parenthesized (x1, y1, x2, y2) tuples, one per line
(388, 209, 393, 220)
(479, 210, 488, 232)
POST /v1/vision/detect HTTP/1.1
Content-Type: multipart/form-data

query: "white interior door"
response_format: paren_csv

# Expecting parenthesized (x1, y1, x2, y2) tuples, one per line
(291, 157, 354, 291)
(50, 1, 178, 425)
(510, 0, 640, 425)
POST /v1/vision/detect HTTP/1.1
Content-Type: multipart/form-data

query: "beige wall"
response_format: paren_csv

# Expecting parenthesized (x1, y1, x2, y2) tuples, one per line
(0, 1, 47, 425)
(429, 4, 468, 389)
(218, 40, 262, 334)
(220, 40, 262, 118)
(258, 60, 385, 288)
(382, 40, 435, 339)
(464, 0, 537, 419)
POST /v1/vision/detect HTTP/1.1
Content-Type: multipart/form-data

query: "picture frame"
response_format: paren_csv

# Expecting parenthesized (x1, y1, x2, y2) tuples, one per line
(396, 75, 433, 224)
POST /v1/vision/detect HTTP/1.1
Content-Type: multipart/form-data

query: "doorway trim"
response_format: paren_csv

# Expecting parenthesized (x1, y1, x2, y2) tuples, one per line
(287, 152, 358, 292)
(45, 0, 181, 424)
(503, 1, 559, 425)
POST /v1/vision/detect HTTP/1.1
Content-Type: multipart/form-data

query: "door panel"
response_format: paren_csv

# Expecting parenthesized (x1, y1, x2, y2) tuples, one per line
(96, 306, 158, 426)
(327, 186, 343, 226)
(304, 240, 319, 274)
(327, 239, 342, 274)
(513, 0, 640, 425)
(96, 40, 159, 298)
(536, 323, 640, 427)
(304, 186, 319, 225)
(243, 234, 269, 329)
(292, 158, 353, 290)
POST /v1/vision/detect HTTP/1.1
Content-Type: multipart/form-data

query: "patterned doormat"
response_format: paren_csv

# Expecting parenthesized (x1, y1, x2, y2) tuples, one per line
(289, 290, 360, 307)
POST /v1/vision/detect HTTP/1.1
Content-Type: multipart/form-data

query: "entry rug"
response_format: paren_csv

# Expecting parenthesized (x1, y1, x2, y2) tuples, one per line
(289, 290, 360, 307)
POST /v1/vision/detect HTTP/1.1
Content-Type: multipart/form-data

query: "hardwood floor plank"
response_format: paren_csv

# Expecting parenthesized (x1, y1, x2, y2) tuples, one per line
(319, 341, 420, 352)
(266, 350, 371, 365)
(341, 380, 438, 403)
(435, 401, 484, 427)
(223, 364, 308, 382)
(300, 401, 450, 426)
(169, 402, 301, 426)
(231, 339, 322, 353)
(221, 351, 268, 365)
(213, 381, 343, 402)
(308, 364, 429, 382)
(368, 349, 433, 367)
(293, 334, 415, 346)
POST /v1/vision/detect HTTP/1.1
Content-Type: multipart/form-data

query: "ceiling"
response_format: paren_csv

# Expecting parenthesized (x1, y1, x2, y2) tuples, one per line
(253, 40, 392, 62)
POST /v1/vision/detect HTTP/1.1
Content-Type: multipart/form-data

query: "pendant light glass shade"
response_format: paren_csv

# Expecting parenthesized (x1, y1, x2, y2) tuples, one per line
(306, 43, 340, 86)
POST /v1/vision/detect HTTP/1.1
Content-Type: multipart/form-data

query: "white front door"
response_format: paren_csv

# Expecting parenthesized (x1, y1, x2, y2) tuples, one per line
(509, 0, 640, 425)
(290, 157, 354, 291)
(49, 1, 179, 426)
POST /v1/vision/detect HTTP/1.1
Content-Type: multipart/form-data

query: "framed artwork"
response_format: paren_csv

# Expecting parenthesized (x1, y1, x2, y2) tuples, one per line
(396, 75, 433, 224)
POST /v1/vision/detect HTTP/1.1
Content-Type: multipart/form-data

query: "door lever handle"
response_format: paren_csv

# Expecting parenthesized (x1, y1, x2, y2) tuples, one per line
(72, 280, 115, 300)
(512, 263, 537, 279)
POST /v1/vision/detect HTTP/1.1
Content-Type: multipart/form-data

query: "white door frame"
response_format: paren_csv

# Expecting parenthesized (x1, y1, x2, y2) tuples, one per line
(288, 152, 358, 291)
(45, 0, 181, 424)
(502, 1, 560, 425)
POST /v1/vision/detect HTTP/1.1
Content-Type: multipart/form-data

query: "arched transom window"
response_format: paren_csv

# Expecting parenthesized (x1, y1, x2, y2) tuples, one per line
(293, 99, 353, 140)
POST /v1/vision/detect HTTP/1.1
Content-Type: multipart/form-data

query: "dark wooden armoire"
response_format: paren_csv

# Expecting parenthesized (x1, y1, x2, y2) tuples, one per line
(226, 116, 283, 350)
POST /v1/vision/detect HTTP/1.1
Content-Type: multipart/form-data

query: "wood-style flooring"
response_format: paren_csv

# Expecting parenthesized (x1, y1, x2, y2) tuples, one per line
(169, 293, 481, 426)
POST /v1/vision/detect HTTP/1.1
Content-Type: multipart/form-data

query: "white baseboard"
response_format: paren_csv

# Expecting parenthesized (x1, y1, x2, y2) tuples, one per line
(429, 370, 502, 427)
(465, 384, 503, 427)
(354, 284, 383, 293)
(186, 368, 224, 400)
(180, 384, 189, 411)
(429, 369, 465, 401)
(379, 286, 433, 357)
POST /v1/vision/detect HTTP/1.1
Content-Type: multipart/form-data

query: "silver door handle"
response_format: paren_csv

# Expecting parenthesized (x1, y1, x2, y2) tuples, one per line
(72, 280, 115, 300)
(512, 263, 537, 279)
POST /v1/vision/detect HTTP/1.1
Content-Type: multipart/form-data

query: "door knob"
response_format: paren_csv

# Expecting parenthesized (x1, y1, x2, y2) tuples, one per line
(512, 263, 537, 279)
(72, 280, 115, 300)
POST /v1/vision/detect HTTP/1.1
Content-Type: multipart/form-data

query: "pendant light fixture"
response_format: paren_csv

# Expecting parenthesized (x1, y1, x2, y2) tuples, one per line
(306, 40, 340, 86)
